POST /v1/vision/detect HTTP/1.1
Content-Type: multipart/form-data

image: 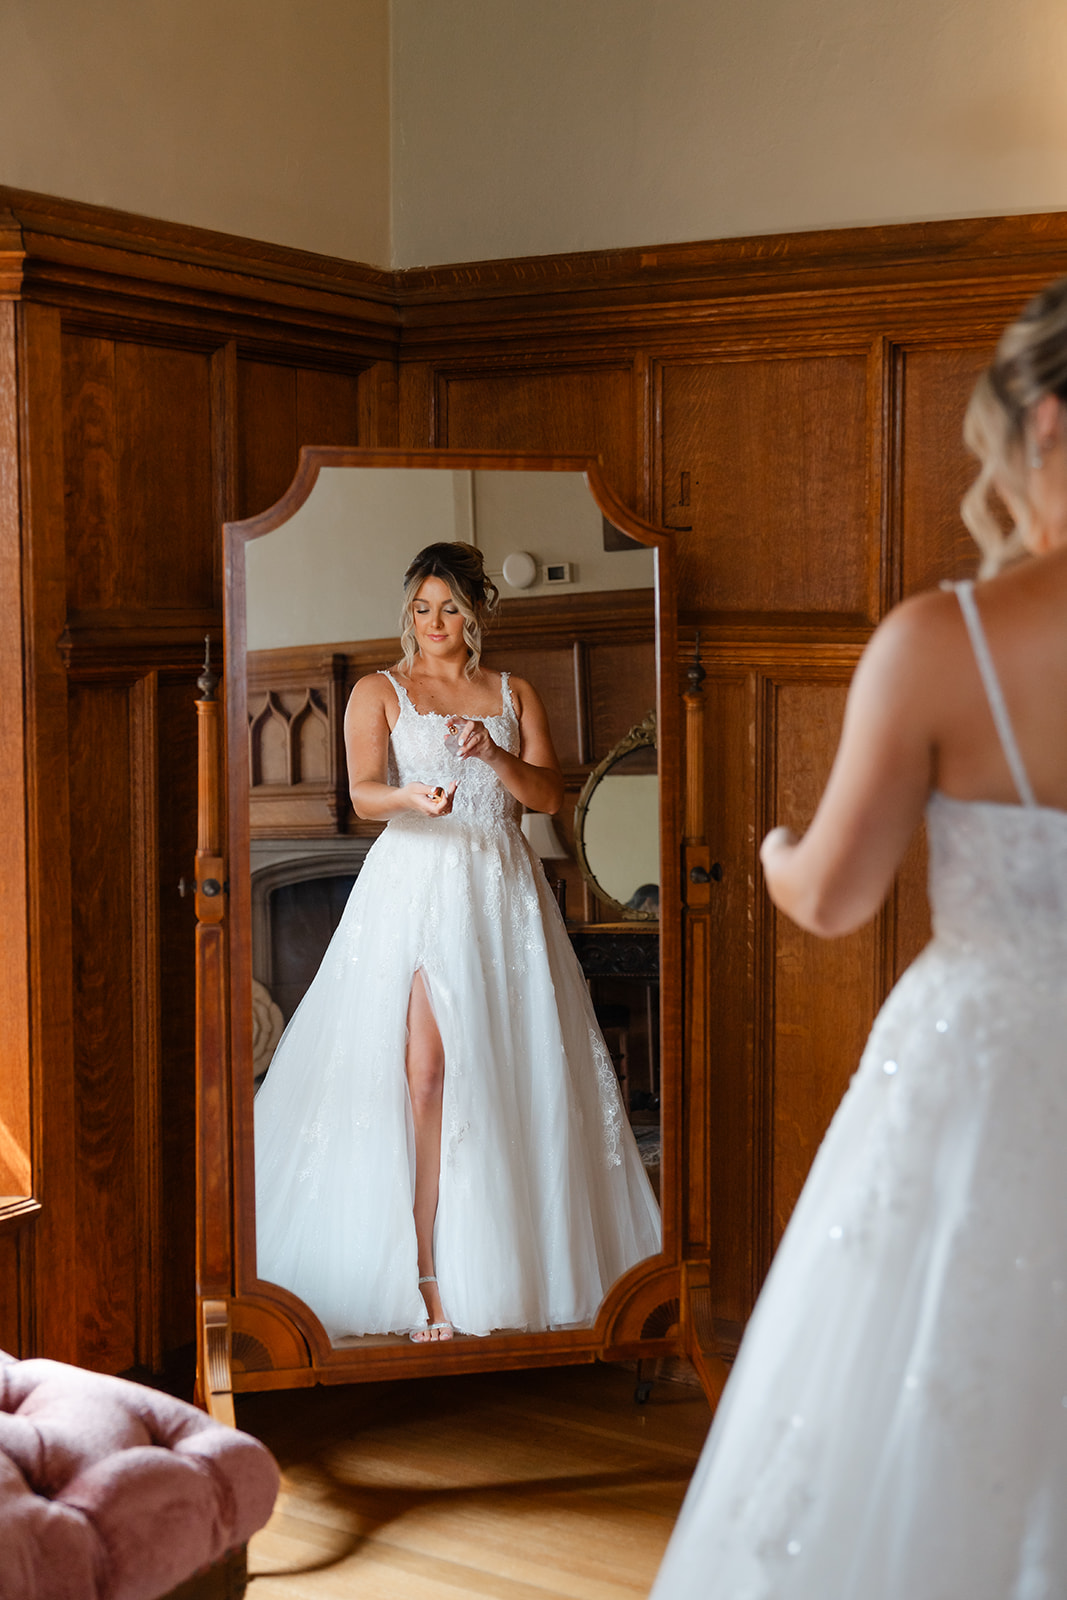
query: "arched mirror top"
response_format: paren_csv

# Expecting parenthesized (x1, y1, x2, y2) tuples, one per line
(573, 711, 659, 923)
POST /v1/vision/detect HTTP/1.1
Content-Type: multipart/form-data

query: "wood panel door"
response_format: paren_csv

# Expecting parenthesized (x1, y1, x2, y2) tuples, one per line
(657, 328, 997, 1335)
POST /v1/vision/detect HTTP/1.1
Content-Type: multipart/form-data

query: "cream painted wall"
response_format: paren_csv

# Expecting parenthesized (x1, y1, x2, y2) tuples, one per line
(5, 2, 1066, 281)
(391, 0, 1067, 266)
(0, 0, 390, 264)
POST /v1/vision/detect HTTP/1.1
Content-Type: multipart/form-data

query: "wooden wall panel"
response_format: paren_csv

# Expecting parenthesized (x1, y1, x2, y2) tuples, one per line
(661, 354, 874, 621)
(237, 361, 366, 520)
(0, 1232, 22, 1352)
(156, 674, 200, 1355)
(0, 302, 31, 1199)
(63, 336, 217, 612)
(436, 366, 638, 511)
(899, 343, 996, 597)
(695, 670, 757, 1322)
(768, 679, 877, 1242)
(7, 190, 1064, 1377)
(587, 640, 656, 760)
(68, 683, 139, 1372)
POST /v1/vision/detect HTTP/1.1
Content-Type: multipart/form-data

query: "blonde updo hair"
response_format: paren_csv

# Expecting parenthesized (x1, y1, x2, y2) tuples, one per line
(962, 276, 1067, 574)
(398, 542, 500, 680)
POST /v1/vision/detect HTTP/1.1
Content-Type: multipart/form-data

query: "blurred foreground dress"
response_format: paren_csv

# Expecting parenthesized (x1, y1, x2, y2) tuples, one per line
(653, 583, 1067, 1599)
(255, 671, 661, 1339)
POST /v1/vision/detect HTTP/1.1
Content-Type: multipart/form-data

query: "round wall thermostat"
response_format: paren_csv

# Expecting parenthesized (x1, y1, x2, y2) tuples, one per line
(502, 550, 538, 589)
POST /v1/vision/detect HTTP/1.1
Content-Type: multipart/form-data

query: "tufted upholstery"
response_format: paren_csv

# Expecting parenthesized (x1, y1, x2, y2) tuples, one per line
(0, 1350, 279, 1600)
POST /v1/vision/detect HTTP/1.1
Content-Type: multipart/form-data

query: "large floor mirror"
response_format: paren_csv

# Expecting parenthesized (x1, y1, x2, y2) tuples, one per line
(194, 447, 686, 1419)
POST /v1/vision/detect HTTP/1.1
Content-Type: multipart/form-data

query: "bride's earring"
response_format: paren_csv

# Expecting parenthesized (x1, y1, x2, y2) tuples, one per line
(1029, 440, 1045, 470)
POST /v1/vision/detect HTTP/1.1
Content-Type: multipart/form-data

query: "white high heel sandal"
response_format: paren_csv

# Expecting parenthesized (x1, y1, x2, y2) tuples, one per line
(410, 1274, 454, 1342)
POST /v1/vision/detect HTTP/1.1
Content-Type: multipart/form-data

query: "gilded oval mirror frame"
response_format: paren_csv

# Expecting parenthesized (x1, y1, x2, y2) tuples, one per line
(573, 710, 658, 923)
(196, 445, 686, 1413)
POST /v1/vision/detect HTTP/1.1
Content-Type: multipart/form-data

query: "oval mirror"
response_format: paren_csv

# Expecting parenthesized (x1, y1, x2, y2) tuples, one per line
(574, 712, 658, 921)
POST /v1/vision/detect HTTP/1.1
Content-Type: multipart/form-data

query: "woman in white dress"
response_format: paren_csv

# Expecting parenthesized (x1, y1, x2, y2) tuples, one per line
(652, 280, 1067, 1598)
(254, 542, 660, 1344)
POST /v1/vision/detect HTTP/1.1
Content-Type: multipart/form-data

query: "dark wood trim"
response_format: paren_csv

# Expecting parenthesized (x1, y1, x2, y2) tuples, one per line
(18, 300, 78, 1363)
(59, 612, 225, 676)
(0, 301, 32, 1199)
(0, 1198, 42, 1231)
(130, 673, 163, 1371)
(397, 212, 1067, 304)
(6, 186, 1067, 365)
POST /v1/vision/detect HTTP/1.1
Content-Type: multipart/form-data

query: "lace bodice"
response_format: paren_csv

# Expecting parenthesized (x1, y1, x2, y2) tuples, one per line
(927, 795, 1067, 987)
(925, 580, 1067, 989)
(379, 669, 523, 837)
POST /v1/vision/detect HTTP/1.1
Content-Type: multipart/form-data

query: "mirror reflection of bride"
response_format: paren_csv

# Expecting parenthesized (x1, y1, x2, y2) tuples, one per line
(253, 541, 660, 1343)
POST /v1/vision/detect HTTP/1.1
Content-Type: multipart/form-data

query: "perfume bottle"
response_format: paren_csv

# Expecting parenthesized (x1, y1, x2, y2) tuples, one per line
(443, 718, 467, 754)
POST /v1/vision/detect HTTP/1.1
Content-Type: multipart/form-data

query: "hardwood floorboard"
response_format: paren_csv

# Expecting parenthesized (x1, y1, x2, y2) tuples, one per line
(237, 1362, 710, 1599)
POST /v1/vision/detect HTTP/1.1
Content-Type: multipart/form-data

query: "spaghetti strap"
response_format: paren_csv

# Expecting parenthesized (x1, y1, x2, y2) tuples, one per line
(951, 580, 1037, 807)
(377, 668, 408, 712)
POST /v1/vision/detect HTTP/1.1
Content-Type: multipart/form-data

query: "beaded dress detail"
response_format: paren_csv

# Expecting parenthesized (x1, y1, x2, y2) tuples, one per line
(653, 582, 1067, 1600)
(255, 670, 660, 1339)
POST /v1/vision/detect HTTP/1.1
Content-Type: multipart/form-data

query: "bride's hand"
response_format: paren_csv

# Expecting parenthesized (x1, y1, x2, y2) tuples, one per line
(449, 718, 498, 764)
(406, 782, 457, 817)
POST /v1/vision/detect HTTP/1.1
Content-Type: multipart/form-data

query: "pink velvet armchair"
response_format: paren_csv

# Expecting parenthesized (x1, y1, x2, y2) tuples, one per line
(0, 1350, 279, 1600)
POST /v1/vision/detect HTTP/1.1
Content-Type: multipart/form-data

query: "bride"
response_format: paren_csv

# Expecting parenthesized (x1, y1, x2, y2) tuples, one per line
(254, 541, 660, 1342)
(653, 278, 1067, 1597)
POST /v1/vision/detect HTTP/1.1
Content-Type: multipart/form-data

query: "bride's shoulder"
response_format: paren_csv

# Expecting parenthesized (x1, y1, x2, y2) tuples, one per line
(499, 674, 548, 725)
(346, 671, 400, 719)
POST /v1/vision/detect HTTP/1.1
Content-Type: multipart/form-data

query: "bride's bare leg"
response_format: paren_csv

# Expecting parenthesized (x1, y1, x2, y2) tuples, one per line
(406, 970, 452, 1341)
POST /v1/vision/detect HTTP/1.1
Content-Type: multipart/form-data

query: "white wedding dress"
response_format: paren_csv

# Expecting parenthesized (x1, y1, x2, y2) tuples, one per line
(254, 670, 660, 1339)
(653, 582, 1067, 1600)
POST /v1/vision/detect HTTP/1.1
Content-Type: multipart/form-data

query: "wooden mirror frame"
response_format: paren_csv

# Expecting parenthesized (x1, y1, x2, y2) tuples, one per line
(195, 445, 710, 1420)
(573, 710, 658, 922)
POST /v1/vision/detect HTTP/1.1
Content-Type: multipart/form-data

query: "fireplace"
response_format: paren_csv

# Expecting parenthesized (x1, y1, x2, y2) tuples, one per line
(250, 837, 374, 1082)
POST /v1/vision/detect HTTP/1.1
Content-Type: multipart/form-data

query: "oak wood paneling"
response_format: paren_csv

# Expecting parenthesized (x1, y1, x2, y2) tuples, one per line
(435, 366, 638, 511)
(587, 641, 657, 760)
(693, 671, 757, 1316)
(662, 353, 874, 622)
(68, 682, 138, 1372)
(63, 334, 217, 612)
(0, 302, 31, 1197)
(237, 360, 366, 520)
(768, 678, 878, 1243)
(18, 301, 79, 1365)
(7, 187, 1065, 1379)
(899, 342, 995, 597)
(157, 674, 201, 1354)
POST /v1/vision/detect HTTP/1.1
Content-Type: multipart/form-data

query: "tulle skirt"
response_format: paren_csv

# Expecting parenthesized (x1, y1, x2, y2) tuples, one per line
(652, 943, 1067, 1599)
(254, 814, 660, 1338)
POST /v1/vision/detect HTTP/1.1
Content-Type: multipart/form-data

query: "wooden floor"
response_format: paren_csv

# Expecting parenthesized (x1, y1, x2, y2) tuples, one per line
(236, 1362, 711, 1600)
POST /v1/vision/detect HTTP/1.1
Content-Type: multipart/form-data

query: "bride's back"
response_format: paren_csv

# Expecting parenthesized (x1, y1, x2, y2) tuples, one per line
(933, 545, 1067, 814)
